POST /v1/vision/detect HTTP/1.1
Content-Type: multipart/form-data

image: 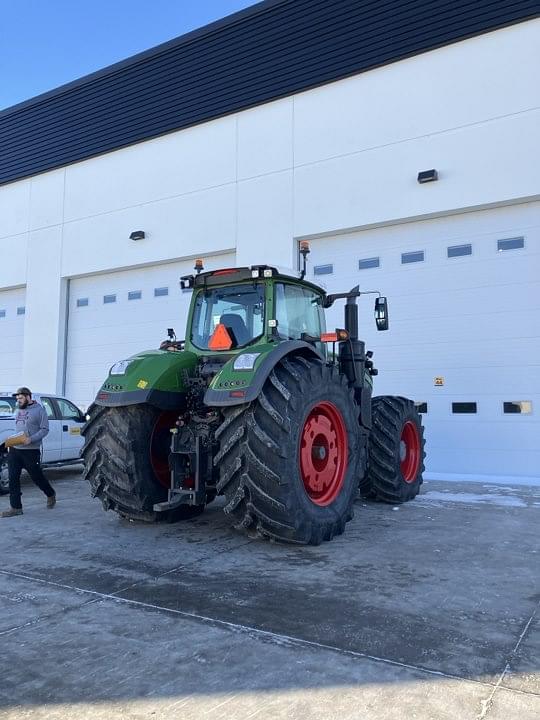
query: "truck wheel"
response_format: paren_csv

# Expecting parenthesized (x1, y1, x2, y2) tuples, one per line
(82, 404, 205, 522)
(215, 356, 362, 545)
(365, 396, 425, 503)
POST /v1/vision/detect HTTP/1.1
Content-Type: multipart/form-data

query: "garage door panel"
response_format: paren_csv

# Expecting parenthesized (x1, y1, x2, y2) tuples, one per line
(316, 251, 539, 300)
(430, 448, 539, 477)
(309, 202, 539, 479)
(65, 254, 234, 409)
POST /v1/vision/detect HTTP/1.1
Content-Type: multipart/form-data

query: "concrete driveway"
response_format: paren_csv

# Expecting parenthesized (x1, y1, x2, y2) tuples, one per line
(0, 469, 538, 719)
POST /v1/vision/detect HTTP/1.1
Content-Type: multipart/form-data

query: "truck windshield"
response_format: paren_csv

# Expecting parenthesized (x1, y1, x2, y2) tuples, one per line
(191, 284, 265, 350)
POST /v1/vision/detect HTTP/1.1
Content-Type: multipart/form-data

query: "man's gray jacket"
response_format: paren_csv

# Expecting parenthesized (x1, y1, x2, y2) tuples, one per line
(15, 402, 49, 450)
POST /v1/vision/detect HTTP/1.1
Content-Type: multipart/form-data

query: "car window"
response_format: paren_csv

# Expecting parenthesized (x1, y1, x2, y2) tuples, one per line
(40, 398, 57, 419)
(0, 398, 15, 415)
(56, 398, 82, 420)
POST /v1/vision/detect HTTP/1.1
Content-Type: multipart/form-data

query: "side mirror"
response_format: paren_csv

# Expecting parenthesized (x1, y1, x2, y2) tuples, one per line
(374, 297, 389, 331)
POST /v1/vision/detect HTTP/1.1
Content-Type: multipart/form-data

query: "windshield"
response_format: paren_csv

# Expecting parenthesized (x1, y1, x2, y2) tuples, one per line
(191, 283, 265, 350)
(0, 397, 16, 415)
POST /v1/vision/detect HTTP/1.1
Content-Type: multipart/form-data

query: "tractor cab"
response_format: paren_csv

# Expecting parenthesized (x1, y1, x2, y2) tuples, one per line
(180, 261, 328, 357)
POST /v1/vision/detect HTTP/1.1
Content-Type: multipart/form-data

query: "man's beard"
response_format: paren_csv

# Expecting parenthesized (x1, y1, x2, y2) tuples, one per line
(17, 398, 29, 409)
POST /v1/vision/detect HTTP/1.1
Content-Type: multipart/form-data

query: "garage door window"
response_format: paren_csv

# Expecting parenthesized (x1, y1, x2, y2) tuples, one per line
(497, 237, 524, 252)
(128, 291, 142, 301)
(154, 287, 169, 297)
(314, 264, 333, 275)
(401, 251, 424, 264)
(503, 401, 532, 414)
(452, 402, 477, 414)
(103, 294, 116, 304)
(447, 244, 472, 258)
(17, 306, 25, 315)
(0, 310, 5, 318)
(76, 298, 89, 308)
(358, 257, 380, 270)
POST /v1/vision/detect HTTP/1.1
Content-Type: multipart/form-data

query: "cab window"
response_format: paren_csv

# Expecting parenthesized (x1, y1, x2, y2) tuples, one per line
(56, 398, 82, 421)
(40, 397, 57, 419)
(275, 283, 325, 342)
(191, 284, 265, 350)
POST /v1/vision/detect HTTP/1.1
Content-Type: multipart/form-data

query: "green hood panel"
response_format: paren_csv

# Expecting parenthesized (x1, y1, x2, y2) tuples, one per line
(96, 349, 198, 408)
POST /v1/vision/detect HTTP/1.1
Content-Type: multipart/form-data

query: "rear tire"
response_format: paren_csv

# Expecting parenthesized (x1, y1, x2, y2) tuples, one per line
(82, 404, 205, 522)
(215, 356, 364, 545)
(364, 396, 425, 503)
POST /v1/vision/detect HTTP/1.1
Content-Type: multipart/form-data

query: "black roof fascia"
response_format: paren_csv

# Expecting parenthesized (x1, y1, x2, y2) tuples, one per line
(0, 0, 537, 186)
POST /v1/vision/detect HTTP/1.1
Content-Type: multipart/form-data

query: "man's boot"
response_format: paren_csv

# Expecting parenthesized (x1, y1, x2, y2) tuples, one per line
(1, 507, 23, 518)
(47, 494, 56, 509)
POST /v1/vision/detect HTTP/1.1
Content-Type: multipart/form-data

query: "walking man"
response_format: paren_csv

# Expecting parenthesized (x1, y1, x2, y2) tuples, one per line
(1, 388, 56, 518)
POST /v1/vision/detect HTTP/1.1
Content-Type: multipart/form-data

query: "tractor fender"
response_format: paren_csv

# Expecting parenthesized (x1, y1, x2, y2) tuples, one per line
(204, 341, 324, 407)
(94, 387, 187, 410)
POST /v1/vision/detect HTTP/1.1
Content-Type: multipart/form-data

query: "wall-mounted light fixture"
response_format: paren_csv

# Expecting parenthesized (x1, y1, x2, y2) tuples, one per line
(129, 230, 145, 241)
(417, 169, 438, 184)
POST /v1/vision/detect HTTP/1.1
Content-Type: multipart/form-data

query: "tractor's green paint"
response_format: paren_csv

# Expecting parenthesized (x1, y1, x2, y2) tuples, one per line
(99, 348, 198, 397)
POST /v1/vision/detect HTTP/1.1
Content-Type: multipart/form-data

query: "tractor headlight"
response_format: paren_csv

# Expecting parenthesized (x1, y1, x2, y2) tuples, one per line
(233, 353, 261, 371)
(110, 360, 133, 375)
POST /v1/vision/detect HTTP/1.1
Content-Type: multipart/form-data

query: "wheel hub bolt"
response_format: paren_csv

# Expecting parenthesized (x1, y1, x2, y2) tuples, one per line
(312, 445, 327, 460)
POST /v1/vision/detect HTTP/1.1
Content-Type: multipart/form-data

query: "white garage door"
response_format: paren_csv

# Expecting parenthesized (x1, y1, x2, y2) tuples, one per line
(0, 287, 26, 389)
(306, 202, 540, 481)
(65, 253, 235, 410)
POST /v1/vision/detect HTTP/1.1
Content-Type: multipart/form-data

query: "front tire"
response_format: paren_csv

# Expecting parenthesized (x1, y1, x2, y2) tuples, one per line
(365, 396, 425, 503)
(82, 404, 205, 522)
(215, 356, 363, 545)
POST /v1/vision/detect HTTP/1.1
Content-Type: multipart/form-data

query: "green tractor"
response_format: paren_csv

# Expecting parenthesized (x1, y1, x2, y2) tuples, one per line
(82, 245, 425, 544)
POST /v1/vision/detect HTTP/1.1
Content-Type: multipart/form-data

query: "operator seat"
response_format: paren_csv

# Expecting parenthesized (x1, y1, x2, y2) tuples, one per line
(219, 313, 250, 346)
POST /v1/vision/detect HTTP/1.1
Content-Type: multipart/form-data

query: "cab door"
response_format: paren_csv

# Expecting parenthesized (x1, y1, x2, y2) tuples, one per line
(54, 398, 85, 460)
(38, 396, 62, 463)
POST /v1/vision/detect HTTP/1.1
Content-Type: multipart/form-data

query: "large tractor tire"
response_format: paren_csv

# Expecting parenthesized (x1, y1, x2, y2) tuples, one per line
(215, 356, 363, 545)
(364, 396, 425, 503)
(82, 404, 205, 522)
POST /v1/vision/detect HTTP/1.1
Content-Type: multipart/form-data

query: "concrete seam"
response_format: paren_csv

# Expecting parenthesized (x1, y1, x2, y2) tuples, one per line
(475, 601, 540, 719)
(0, 567, 531, 694)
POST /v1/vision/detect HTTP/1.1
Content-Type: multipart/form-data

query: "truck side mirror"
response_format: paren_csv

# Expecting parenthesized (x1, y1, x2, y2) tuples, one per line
(375, 297, 389, 331)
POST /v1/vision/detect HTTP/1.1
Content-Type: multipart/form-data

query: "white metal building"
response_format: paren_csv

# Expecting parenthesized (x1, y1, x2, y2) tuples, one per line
(0, 1, 538, 482)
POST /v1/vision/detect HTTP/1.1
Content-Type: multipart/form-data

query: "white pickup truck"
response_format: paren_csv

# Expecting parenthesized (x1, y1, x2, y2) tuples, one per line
(0, 392, 85, 486)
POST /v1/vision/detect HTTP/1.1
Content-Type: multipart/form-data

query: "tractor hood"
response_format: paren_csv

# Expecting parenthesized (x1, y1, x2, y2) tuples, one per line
(95, 348, 198, 409)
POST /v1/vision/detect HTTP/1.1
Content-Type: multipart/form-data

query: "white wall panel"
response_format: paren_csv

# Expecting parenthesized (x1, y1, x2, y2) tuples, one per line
(22, 227, 67, 394)
(294, 110, 540, 239)
(236, 171, 293, 267)
(0, 287, 26, 389)
(0, 234, 28, 289)
(29, 169, 65, 230)
(62, 184, 236, 277)
(0, 179, 30, 240)
(294, 20, 540, 166)
(63, 115, 237, 221)
(237, 98, 293, 180)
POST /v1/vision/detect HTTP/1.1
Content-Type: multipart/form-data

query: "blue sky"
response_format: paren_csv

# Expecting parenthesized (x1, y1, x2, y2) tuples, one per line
(0, 0, 259, 110)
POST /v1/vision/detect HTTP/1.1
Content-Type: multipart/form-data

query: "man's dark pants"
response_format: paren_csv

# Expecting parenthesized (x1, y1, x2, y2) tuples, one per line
(8, 448, 55, 509)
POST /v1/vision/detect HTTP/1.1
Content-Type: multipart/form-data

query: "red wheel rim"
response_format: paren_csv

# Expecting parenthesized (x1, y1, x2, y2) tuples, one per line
(300, 401, 348, 506)
(150, 411, 176, 488)
(400, 421, 421, 483)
